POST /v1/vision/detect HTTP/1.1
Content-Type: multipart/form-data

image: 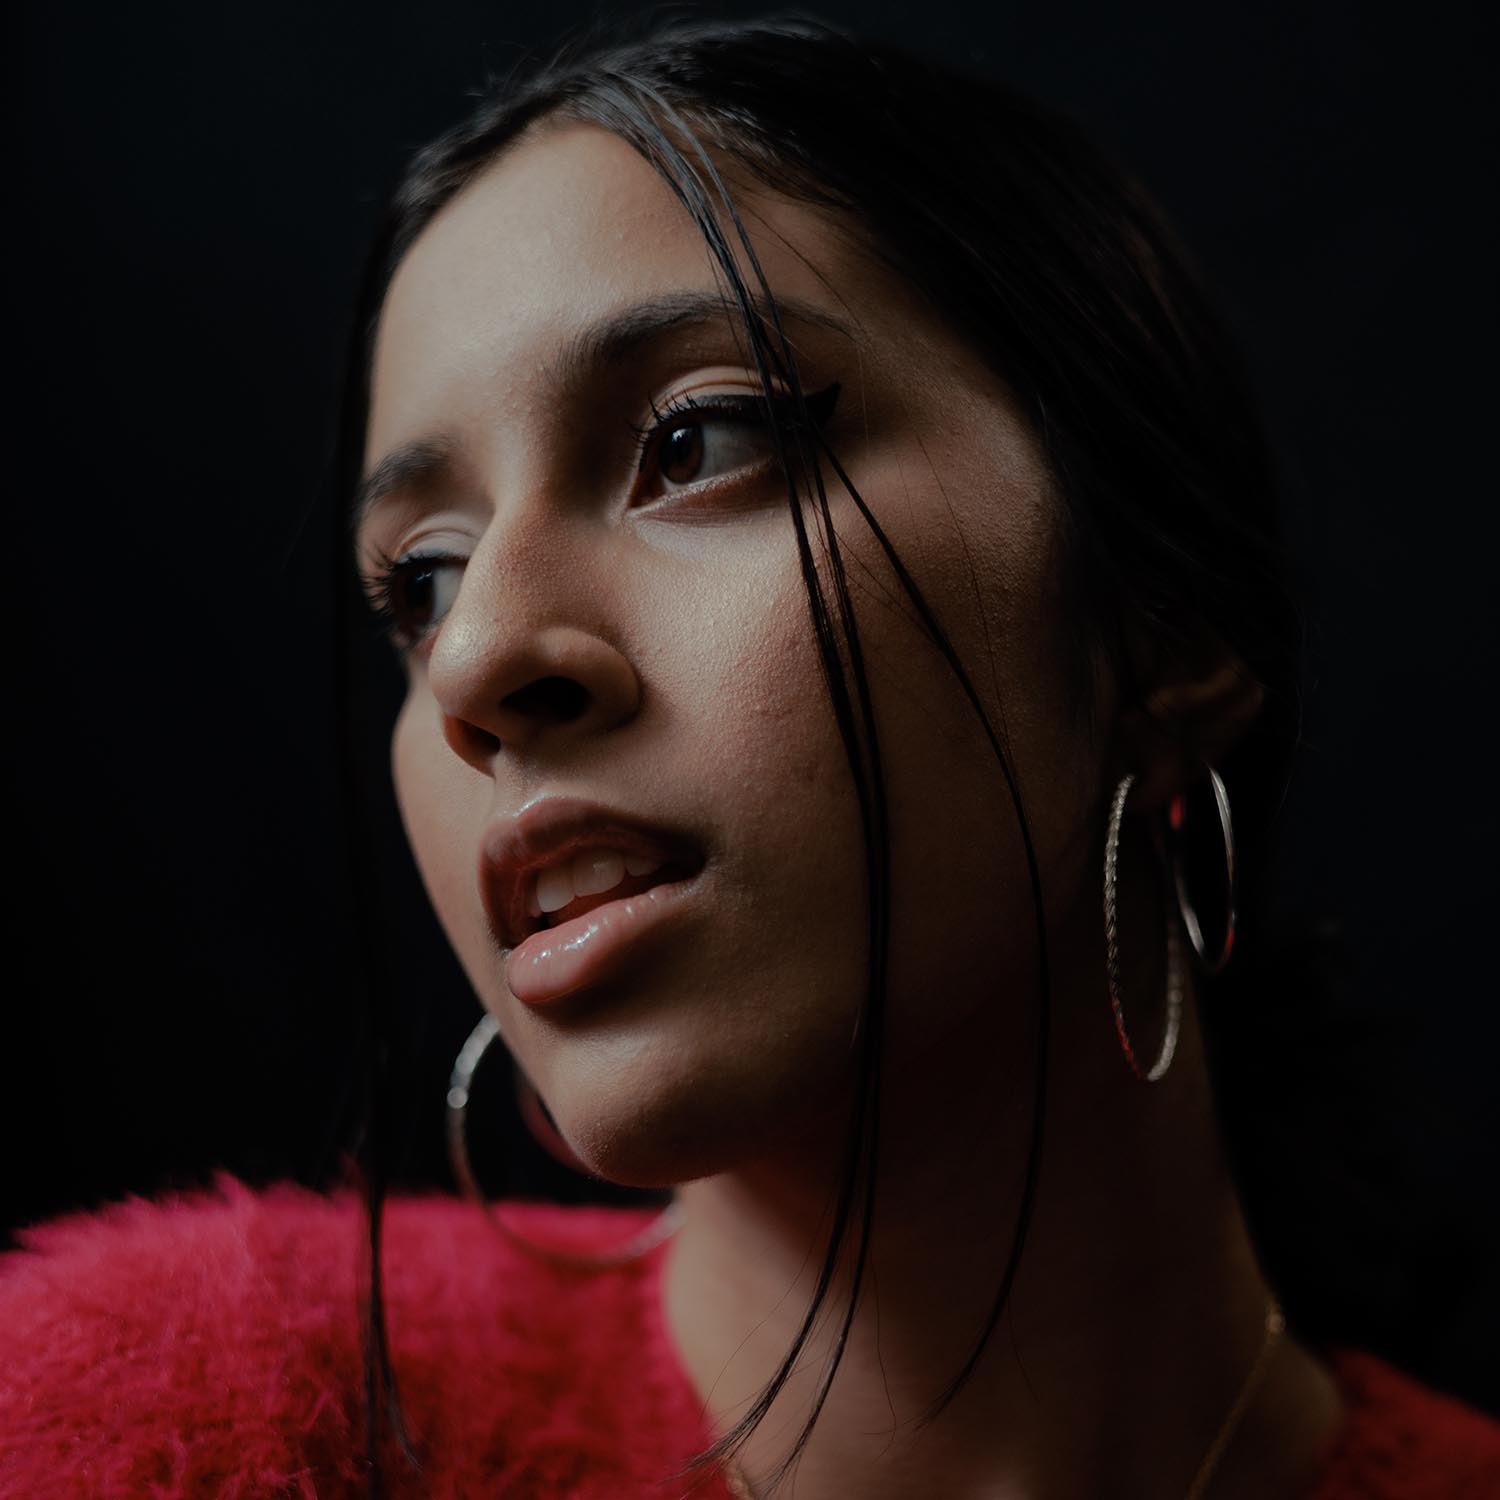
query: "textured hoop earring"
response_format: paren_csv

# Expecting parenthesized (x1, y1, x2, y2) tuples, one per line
(1103, 773, 1185, 1083)
(446, 1014, 683, 1270)
(1168, 764, 1237, 975)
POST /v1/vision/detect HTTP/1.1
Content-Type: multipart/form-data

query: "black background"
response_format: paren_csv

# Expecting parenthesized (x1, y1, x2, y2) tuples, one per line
(9, 0, 1497, 1417)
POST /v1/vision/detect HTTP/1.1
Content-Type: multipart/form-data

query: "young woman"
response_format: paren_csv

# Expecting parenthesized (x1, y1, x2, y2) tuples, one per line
(3, 15, 1496, 1500)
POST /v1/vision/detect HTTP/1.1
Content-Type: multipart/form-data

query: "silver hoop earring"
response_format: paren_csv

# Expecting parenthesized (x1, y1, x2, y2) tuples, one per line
(1168, 764, 1237, 975)
(1103, 773, 1185, 1083)
(446, 1013, 683, 1270)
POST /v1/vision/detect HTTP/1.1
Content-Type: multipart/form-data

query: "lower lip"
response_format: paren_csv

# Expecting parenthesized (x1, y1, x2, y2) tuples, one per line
(503, 871, 703, 1006)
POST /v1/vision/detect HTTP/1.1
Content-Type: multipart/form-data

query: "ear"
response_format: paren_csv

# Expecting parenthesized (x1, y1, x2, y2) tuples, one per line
(1116, 625, 1265, 815)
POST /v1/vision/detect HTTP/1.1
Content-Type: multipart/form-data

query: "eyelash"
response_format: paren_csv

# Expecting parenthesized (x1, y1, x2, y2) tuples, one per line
(363, 544, 450, 655)
(363, 381, 841, 654)
(626, 382, 838, 488)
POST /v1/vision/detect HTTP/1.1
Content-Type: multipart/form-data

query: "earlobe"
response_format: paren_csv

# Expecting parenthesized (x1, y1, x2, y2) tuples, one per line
(1119, 656, 1266, 813)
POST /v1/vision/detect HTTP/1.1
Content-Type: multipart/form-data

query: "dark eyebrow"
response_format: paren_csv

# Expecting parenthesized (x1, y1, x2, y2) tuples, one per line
(548, 288, 851, 388)
(351, 290, 852, 534)
(350, 435, 457, 540)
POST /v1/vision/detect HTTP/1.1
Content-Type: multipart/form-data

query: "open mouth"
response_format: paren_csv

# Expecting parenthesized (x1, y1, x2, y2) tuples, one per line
(525, 855, 703, 937)
(478, 796, 710, 964)
(502, 850, 709, 1007)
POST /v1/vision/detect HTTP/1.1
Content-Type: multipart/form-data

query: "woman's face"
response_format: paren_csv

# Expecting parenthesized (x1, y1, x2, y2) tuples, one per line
(357, 120, 1113, 1187)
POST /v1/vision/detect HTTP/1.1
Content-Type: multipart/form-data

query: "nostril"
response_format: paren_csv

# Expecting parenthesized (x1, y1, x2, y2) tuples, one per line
(446, 717, 501, 762)
(502, 675, 590, 725)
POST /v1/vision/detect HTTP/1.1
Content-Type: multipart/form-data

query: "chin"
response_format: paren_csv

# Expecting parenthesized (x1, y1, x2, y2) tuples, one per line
(539, 1038, 849, 1191)
(546, 1075, 754, 1189)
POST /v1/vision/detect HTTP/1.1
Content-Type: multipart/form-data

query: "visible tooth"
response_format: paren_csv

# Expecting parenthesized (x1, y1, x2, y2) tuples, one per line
(536, 863, 576, 914)
(533, 847, 654, 920)
(573, 849, 626, 898)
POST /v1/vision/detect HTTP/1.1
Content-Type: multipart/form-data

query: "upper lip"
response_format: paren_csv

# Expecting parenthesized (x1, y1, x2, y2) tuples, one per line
(478, 795, 706, 951)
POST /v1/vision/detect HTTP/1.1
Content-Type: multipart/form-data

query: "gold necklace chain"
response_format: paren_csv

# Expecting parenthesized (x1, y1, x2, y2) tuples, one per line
(721, 1296, 1285, 1500)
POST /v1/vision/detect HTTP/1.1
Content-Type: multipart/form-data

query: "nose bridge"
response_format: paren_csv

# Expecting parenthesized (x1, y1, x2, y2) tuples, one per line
(428, 499, 640, 763)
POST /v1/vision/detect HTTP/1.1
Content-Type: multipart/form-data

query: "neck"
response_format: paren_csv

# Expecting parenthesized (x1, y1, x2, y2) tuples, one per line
(661, 926, 1345, 1500)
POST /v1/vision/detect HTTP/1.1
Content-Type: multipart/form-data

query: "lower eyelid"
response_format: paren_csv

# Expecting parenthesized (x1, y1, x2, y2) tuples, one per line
(634, 455, 788, 517)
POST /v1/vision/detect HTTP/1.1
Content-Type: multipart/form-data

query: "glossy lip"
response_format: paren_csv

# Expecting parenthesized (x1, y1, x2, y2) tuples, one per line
(478, 794, 707, 974)
(503, 867, 707, 1006)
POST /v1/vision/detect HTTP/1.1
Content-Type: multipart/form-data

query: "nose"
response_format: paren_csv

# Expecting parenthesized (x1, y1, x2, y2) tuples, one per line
(426, 565, 642, 773)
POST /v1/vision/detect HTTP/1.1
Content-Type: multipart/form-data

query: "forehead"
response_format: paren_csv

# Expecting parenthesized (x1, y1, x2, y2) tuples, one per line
(366, 121, 877, 457)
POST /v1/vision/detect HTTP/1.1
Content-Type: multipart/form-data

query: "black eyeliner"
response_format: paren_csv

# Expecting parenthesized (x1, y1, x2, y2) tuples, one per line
(631, 380, 842, 475)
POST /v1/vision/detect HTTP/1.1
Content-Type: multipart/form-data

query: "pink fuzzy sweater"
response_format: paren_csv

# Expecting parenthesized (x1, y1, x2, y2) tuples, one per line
(1, 1175, 1496, 1499)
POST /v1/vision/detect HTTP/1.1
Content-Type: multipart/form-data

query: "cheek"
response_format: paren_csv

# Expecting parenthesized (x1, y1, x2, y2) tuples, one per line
(390, 689, 486, 963)
(842, 459, 1102, 1056)
(567, 559, 872, 1161)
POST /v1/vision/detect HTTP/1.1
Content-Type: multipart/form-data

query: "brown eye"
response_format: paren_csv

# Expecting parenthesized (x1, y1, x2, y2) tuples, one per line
(643, 409, 776, 496)
(366, 553, 465, 652)
(660, 423, 705, 484)
(633, 384, 841, 507)
(395, 560, 440, 629)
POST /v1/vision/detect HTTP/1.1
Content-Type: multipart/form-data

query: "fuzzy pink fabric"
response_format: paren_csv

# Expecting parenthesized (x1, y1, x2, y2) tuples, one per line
(1, 1174, 1496, 1499)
